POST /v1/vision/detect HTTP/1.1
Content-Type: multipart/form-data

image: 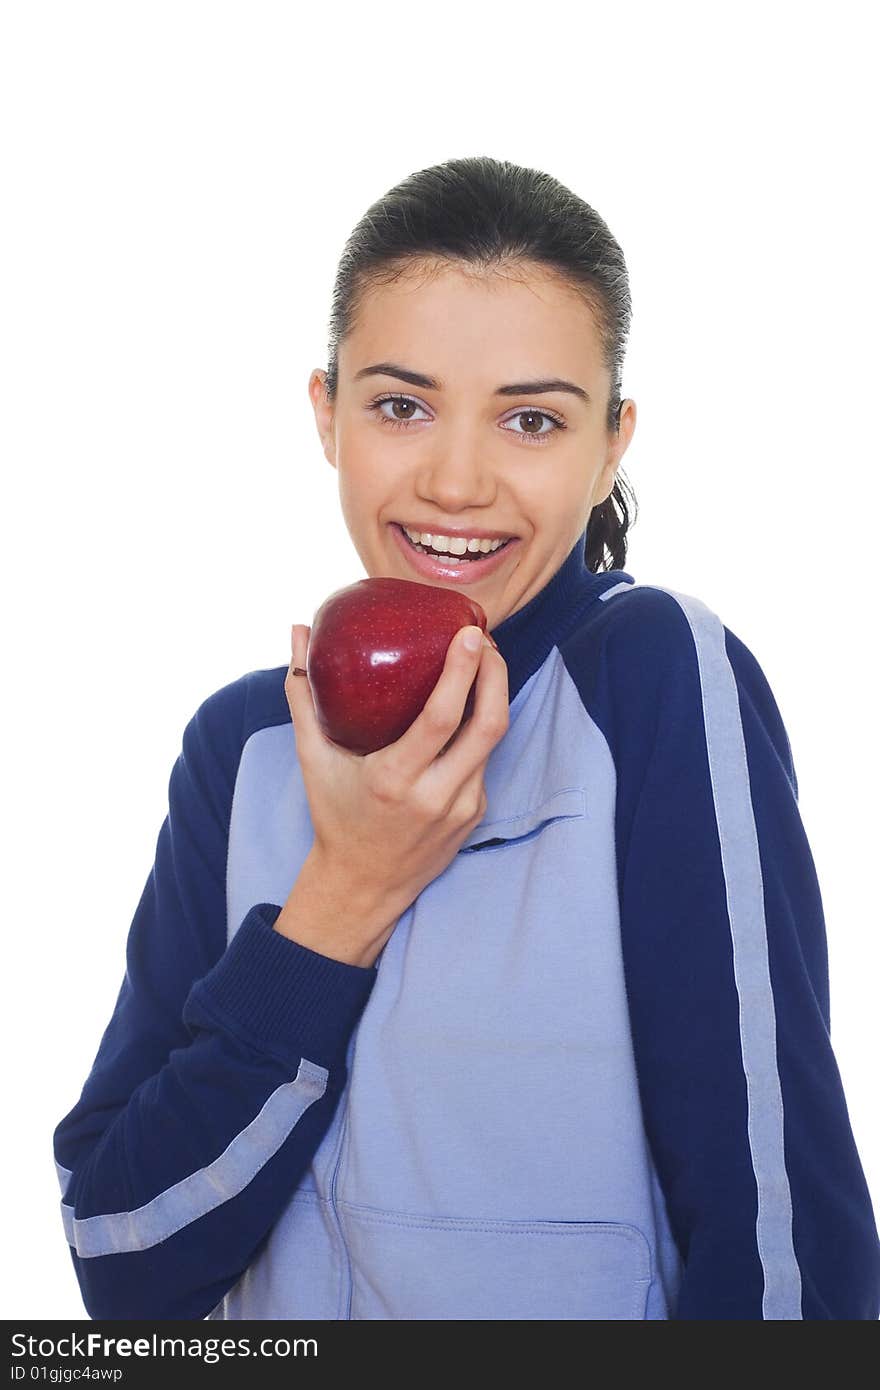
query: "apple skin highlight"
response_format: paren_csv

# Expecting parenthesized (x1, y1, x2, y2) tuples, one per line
(306, 577, 491, 755)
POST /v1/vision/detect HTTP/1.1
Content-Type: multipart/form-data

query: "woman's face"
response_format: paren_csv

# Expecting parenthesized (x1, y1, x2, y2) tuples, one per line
(308, 259, 636, 630)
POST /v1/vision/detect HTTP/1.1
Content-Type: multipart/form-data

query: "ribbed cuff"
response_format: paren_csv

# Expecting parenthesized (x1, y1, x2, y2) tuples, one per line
(187, 903, 377, 1070)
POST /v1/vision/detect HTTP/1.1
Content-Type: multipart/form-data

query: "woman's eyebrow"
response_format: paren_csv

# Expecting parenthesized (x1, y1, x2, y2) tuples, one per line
(353, 361, 591, 405)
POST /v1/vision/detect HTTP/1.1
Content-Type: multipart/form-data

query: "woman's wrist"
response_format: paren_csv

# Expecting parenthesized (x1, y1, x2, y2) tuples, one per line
(273, 846, 401, 967)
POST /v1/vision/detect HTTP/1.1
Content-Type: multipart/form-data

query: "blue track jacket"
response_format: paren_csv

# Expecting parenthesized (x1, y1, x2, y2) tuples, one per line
(53, 530, 880, 1319)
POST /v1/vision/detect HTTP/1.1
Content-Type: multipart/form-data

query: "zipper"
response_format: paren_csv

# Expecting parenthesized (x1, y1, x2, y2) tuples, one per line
(327, 1042, 356, 1319)
(328, 927, 398, 1320)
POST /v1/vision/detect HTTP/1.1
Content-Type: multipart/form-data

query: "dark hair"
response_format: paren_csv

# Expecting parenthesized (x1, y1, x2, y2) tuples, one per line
(323, 155, 637, 574)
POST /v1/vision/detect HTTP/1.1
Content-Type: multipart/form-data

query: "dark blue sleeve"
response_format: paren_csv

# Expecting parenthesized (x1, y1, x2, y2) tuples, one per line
(613, 616, 880, 1319)
(52, 678, 376, 1320)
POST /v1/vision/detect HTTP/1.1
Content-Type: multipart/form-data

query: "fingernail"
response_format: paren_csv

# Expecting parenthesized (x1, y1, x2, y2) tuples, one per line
(462, 627, 482, 653)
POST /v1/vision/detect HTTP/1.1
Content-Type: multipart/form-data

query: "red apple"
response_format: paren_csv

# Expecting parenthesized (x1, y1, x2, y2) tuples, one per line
(306, 577, 495, 755)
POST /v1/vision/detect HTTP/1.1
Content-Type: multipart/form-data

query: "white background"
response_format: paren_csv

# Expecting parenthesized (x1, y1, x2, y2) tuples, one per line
(3, 1, 877, 1320)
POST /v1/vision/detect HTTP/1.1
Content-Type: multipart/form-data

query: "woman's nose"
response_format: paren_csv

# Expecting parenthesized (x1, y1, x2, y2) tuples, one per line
(415, 434, 497, 510)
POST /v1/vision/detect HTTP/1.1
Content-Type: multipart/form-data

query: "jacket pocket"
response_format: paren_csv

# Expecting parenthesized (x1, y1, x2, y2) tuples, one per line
(339, 1203, 652, 1320)
(458, 787, 586, 854)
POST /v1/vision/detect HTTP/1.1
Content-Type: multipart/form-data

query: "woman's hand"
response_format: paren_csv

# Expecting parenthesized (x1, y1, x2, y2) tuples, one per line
(284, 621, 509, 959)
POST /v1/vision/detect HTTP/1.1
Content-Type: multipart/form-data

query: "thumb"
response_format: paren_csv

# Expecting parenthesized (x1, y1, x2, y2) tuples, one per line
(285, 623, 317, 751)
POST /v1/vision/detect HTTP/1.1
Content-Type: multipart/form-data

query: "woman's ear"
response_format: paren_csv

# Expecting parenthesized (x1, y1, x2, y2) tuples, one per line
(594, 399, 636, 507)
(617, 397, 637, 449)
(598, 398, 636, 498)
(308, 368, 336, 468)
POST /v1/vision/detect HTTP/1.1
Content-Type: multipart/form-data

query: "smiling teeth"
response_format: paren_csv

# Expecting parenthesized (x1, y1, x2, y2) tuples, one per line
(403, 526, 508, 555)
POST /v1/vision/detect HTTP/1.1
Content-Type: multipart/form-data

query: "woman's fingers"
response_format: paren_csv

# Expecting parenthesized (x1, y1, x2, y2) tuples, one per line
(423, 638, 509, 796)
(284, 624, 318, 758)
(378, 625, 487, 785)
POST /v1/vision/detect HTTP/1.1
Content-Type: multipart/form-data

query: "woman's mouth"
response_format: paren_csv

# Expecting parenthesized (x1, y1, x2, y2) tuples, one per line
(389, 522, 519, 584)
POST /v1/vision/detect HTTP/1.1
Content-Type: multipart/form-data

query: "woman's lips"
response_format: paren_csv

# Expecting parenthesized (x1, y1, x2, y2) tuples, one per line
(390, 522, 519, 584)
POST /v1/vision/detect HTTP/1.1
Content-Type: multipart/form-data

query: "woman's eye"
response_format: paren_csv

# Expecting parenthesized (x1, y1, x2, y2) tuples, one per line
(501, 409, 564, 443)
(369, 395, 430, 428)
(366, 394, 566, 444)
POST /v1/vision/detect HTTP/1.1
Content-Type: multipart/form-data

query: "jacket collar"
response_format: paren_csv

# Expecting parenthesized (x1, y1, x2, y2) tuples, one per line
(491, 527, 633, 704)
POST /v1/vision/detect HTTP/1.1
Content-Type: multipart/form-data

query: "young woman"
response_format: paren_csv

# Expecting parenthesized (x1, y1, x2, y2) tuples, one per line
(53, 156, 880, 1320)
